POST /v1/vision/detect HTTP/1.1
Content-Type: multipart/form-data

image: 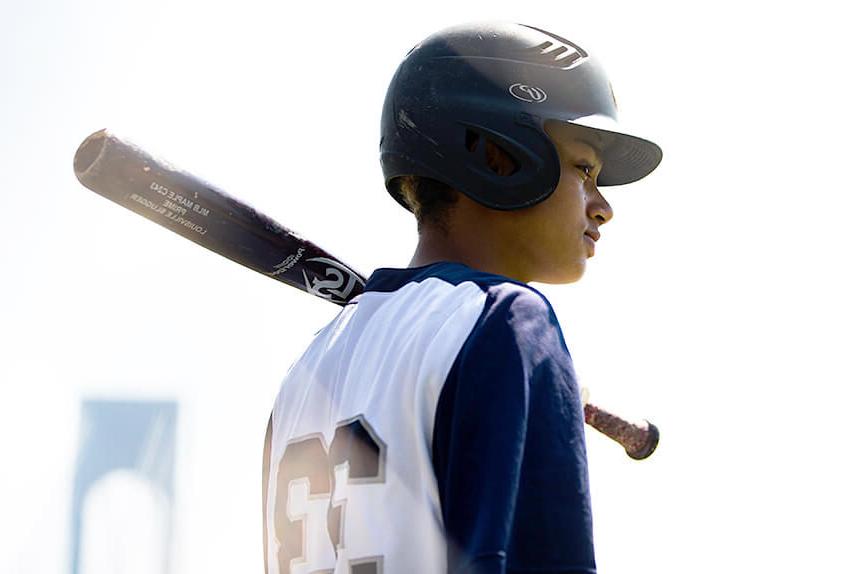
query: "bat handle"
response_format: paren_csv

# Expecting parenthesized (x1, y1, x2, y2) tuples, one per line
(583, 402, 659, 460)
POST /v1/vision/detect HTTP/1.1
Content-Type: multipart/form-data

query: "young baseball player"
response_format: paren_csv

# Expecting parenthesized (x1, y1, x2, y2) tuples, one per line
(263, 22, 661, 574)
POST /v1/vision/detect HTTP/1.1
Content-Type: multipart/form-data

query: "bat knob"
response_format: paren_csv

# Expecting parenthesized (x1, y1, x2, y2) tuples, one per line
(625, 420, 660, 460)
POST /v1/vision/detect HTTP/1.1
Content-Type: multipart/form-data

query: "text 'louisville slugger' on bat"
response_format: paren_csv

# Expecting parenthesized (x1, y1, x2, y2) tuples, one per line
(73, 128, 659, 460)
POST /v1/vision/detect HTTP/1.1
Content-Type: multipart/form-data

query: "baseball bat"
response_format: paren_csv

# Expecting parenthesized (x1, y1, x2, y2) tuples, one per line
(73, 129, 366, 305)
(73, 128, 659, 460)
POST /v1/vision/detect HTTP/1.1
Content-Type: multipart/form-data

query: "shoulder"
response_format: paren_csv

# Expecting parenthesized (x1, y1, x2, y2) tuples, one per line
(479, 279, 558, 325)
(365, 262, 553, 309)
(461, 275, 569, 365)
(362, 262, 569, 368)
(401, 262, 562, 335)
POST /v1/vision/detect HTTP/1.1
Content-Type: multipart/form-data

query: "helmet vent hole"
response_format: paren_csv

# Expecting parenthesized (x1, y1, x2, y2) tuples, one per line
(464, 129, 520, 177)
(485, 140, 519, 177)
(465, 129, 480, 152)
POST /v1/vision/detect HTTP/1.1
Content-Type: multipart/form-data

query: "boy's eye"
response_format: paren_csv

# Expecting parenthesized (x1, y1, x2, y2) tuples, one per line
(576, 164, 594, 178)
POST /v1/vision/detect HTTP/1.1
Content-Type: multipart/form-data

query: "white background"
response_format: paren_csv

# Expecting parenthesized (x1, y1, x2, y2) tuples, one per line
(1, 0, 844, 572)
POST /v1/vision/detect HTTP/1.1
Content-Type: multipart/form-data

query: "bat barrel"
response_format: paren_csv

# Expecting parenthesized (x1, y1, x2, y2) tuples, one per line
(73, 129, 108, 177)
(73, 129, 366, 305)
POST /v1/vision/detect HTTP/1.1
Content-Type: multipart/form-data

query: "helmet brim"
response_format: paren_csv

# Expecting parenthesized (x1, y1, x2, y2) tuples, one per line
(548, 117, 663, 187)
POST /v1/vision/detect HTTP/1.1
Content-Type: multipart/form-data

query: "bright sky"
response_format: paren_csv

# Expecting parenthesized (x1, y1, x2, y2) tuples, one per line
(1, 1, 844, 572)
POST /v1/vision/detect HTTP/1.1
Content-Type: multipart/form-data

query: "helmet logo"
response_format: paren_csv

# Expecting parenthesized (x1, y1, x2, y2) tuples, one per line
(509, 83, 548, 103)
(517, 25, 590, 70)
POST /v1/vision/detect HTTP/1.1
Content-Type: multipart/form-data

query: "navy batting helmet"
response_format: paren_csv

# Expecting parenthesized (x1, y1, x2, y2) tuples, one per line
(380, 22, 663, 211)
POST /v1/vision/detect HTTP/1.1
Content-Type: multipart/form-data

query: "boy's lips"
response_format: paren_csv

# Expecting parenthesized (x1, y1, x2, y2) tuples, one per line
(584, 234, 596, 256)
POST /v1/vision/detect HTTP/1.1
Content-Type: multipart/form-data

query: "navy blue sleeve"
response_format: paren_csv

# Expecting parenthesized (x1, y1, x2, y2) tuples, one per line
(432, 283, 595, 574)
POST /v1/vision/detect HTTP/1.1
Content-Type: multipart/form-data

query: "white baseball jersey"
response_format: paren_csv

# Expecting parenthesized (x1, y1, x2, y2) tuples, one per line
(266, 262, 594, 574)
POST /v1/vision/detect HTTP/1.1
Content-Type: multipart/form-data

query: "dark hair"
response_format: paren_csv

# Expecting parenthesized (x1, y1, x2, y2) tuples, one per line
(395, 175, 459, 233)
(394, 138, 518, 232)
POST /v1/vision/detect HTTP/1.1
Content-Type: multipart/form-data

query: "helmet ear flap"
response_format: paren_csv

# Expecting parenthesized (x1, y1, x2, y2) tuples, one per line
(453, 121, 559, 210)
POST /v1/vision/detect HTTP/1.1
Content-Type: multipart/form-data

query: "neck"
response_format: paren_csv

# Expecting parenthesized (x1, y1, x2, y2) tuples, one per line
(407, 199, 531, 282)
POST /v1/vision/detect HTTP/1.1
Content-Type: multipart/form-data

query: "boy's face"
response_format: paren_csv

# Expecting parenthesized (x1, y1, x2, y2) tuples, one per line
(494, 122, 613, 284)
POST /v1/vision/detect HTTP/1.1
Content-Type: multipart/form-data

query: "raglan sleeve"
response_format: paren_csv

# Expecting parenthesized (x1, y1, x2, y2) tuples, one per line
(432, 284, 595, 574)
